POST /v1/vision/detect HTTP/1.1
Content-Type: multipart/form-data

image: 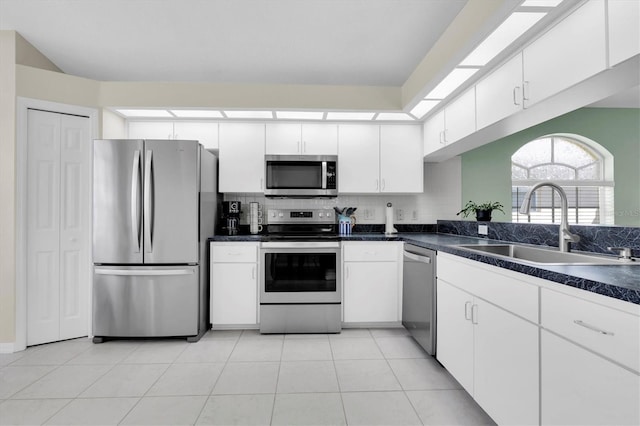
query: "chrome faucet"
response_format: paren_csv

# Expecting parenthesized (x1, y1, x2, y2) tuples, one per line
(519, 181, 580, 252)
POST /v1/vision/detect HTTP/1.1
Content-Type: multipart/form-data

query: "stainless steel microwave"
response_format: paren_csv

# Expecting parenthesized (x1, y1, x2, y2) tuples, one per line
(265, 155, 337, 197)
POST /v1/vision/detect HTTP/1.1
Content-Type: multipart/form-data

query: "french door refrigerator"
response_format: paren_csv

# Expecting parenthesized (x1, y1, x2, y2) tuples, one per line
(92, 139, 216, 342)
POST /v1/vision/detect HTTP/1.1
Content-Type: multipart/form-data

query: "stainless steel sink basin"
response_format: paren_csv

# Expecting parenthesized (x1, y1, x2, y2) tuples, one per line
(455, 244, 638, 266)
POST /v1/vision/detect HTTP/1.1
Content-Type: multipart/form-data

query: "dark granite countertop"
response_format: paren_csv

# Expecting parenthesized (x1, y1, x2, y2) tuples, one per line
(209, 233, 640, 305)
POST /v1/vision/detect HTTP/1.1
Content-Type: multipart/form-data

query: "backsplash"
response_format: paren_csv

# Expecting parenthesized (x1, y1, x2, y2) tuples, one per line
(437, 220, 640, 257)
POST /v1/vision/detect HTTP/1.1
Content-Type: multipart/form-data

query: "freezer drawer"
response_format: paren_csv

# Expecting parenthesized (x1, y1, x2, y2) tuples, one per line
(93, 265, 199, 337)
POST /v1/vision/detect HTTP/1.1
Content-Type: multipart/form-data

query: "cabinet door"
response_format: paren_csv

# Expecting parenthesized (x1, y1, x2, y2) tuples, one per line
(128, 121, 174, 139)
(173, 122, 218, 150)
(541, 330, 640, 426)
(218, 123, 265, 193)
(436, 280, 474, 394)
(343, 262, 399, 323)
(444, 88, 476, 144)
(265, 123, 301, 154)
(302, 123, 338, 155)
(380, 125, 423, 193)
(523, 0, 607, 107)
(338, 124, 380, 193)
(608, 0, 640, 66)
(476, 53, 524, 130)
(423, 110, 445, 156)
(474, 299, 539, 426)
(211, 263, 257, 326)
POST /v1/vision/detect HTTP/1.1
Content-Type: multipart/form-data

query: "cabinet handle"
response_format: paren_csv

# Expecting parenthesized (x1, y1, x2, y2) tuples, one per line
(439, 130, 444, 145)
(252, 266, 255, 280)
(375, 179, 379, 191)
(513, 86, 521, 106)
(298, 141, 301, 153)
(346, 266, 350, 279)
(381, 179, 386, 190)
(523, 81, 530, 102)
(573, 320, 614, 336)
(471, 304, 478, 324)
(303, 141, 307, 153)
(260, 178, 263, 190)
(168, 134, 172, 139)
(464, 301, 472, 320)
(174, 134, 178, 139)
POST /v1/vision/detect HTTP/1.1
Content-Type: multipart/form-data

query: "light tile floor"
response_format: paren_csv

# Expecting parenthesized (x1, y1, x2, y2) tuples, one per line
(0, 328, 496, 425)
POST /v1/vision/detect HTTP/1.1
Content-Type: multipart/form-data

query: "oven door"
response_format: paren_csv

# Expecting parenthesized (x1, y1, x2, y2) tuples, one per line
(261, 242, 341, 304)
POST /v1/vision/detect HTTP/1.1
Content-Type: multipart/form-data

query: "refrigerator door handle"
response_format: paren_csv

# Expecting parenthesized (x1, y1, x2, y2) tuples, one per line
(131, 150, 141, 252)
(144, 149, 153, 253)
(95, 268, 195, 276)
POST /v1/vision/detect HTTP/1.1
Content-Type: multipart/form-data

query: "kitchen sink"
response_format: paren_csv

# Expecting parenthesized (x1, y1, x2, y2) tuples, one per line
(455, 244, 639, 266)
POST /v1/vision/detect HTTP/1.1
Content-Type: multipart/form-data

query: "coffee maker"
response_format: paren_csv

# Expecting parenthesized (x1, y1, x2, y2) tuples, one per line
(222, 201, 241, 235)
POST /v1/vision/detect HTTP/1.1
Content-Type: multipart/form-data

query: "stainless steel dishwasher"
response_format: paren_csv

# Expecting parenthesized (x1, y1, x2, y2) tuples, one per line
(402, 244, 436, 356)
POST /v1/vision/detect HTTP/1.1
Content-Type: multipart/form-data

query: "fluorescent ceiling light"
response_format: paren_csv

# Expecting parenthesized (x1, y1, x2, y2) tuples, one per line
(116, 109, 173, 118)
(326, 112, 376, 121)
(409, 100, 440, 119)
(375, 113, 415, 121)
(170, 110, 223, 118)
(276, 111, 324, 120)
(426, 68, 479, 99)
(224, 110, 274, 119)
(461, 12, 546, 66)
(521, 0, 563, 6)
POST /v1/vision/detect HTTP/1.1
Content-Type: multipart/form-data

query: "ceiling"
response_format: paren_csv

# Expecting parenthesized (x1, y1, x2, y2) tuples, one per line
(0, 0, 469, 86)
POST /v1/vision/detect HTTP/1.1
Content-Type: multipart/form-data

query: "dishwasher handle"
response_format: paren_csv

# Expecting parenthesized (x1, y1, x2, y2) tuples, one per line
(403, 251, 432, 264)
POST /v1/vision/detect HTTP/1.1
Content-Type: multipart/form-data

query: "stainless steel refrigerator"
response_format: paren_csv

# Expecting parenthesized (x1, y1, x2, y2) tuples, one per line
(92, 139, 216, 342)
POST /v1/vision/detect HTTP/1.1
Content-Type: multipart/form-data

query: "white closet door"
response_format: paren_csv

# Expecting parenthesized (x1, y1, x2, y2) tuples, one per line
(27, 110, 90, 346)
(58, 114, 90, 340)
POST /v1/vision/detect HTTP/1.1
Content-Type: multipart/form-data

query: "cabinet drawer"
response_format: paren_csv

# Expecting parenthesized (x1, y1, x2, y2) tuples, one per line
(437, 254, 538, 323)
(211, 244, 258, 263)
(541, 288, 639, 372)
(343, 243, 399, 262)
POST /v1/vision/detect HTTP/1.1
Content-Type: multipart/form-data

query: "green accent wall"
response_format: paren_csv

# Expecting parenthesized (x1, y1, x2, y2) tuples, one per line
(461, 108, 640, 226)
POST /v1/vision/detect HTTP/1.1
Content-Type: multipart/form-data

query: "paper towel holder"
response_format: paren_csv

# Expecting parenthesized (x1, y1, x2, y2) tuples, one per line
(385, 202, 398, 235)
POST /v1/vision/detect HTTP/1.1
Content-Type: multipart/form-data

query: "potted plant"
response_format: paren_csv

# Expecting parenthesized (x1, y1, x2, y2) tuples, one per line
(456, 201, 505, 222)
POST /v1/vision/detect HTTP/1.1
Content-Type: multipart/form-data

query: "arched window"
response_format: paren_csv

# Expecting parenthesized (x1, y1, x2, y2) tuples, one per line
(511, 134, 614, 224)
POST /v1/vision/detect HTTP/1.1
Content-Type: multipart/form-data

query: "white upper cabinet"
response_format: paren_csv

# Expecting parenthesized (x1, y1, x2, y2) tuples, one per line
(443, 88, 476, 144)
(173, 122, 218, 150)
(128, 121, 219, 150)
(523, 0, 607, 108)
(608, 0, 640, 66)
(476, 53, 524, 130)
(266, 123, 337, 155)
(379, 125, 423, 193)
(338, 124, 380, 193)
(423, 110, 445, 156)
(218, 123, 265, 193)
(128, 121, 174, 140)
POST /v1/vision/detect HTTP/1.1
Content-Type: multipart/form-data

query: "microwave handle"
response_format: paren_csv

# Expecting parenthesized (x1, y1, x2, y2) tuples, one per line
(322, 161, 327, 189)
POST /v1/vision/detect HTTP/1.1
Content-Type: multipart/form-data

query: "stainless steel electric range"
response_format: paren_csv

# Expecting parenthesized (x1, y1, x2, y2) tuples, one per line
(260, 209, 341, 334)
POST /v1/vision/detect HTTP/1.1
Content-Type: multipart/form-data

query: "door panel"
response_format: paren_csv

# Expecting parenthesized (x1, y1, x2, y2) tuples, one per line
(59, 115, 90, 339)
(93, 266, 199, 337)
(93, 139, 144, 264)
(27, 110, 61, 346)
(143, 140, 199, 264)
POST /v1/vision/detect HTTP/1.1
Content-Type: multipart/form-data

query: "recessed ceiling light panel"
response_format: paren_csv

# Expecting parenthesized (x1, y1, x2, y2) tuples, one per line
(170, 110, 223, 118)
(116, 109, 173, 118)
(461, 12, 546, 66)
(276, 111, 324, 120)
(224, 111, 274, 119)
(409, 100, 440, 119)
(426, 68, 479, 100)
(375, 113, 415, 121)
(326, 112, 376, 121)
(521, 0, 563, 7)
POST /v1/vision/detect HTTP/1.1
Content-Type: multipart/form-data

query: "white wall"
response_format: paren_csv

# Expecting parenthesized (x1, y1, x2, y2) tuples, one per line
(225, 157, 462, 226)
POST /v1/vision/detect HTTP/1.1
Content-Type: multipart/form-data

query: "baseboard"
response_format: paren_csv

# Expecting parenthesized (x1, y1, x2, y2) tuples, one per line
(0, 342, 16, 354)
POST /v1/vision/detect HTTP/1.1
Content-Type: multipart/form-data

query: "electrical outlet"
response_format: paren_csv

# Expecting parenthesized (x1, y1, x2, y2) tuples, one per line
(412, 210, 418, 220)
(397, 208, 404, 221)
(364, 208, 375, 220)
(478, 224, 489, 236)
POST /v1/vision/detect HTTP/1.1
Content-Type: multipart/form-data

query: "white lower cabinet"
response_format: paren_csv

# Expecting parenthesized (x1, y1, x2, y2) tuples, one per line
(210, 242, 259, 327)
(541, 330, 640, 426)
(342, 242, 402, 323)
(437, 253, 539, 426)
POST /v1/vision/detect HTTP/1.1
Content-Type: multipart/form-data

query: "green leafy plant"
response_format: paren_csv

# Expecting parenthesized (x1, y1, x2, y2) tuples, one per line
(456, 201, 505, 218)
